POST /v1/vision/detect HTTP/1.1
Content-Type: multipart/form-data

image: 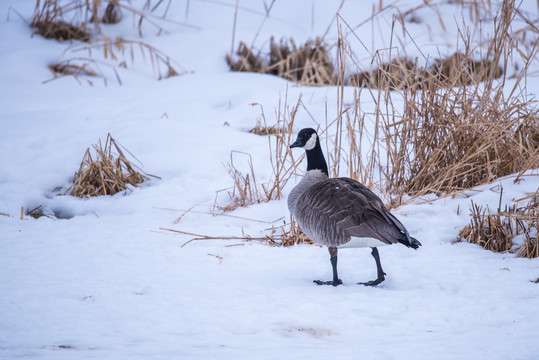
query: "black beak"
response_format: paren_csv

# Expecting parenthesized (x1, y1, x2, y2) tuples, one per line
(290, 138, 303, 149)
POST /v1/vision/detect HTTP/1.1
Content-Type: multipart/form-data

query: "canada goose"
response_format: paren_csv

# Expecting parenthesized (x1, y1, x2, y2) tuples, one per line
(288, 128, 421, 286)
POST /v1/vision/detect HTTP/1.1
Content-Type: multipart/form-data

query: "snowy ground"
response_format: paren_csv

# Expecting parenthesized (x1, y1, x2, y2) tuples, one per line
(1, 1, 538, 359)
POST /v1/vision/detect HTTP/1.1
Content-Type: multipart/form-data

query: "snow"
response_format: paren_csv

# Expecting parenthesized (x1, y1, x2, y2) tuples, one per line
(1, 0, 538, 359)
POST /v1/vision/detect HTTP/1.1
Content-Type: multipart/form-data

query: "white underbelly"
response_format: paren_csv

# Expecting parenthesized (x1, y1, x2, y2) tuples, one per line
(338, 236, 389, 249)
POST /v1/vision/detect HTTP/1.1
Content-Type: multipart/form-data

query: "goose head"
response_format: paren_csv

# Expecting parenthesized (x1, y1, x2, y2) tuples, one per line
(290, 128, 319, 150)
(290, 128, 329, 175)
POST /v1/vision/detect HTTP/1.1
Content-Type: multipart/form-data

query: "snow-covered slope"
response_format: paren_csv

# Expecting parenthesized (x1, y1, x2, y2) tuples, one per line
(1, 1, 538, 359)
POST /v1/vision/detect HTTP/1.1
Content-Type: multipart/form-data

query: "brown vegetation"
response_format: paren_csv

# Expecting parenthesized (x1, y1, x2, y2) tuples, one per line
(348, 52, 503, 90)
(227, 37, 335, 86)
(456, 190, 539, 258)
(64, 134, 155, 197)
(32, 0, 185, 83)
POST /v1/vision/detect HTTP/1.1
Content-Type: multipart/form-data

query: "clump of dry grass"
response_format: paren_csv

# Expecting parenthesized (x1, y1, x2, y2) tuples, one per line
(227, 37, 335, 86)
(31, 0, 96, 41)
(430, 52, 502, 85)
(348, 57, 419, 90)
(32, 19, 91, 42)
(226, 42, 265, 73)
(456, 200, 517, 254)
(267, 37, 335, 85)
(24, 205, 48, 219)
(248, 118, 285, 136)
(32, 0, 184, 40)
(456, 189, 539, 258)
(64, 134, 154, 197)
(348, 52, 503, 90)
(33, 0, 187, 84)
(515, 191, 539, 259)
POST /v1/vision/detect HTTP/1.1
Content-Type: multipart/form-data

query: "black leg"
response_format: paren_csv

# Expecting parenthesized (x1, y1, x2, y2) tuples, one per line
(314, 247, 343, 286)
(359, 247, 386, 286)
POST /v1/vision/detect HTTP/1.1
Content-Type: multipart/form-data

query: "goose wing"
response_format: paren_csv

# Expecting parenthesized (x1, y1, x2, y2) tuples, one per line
(297, 178, 403, 245)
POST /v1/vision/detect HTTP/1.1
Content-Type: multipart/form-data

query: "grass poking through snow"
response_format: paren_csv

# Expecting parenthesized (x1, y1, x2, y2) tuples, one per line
(63, 134, 156, 198)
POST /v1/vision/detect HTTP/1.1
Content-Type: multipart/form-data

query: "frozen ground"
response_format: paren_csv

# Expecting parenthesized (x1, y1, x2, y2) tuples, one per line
(1, 1, 538, 359)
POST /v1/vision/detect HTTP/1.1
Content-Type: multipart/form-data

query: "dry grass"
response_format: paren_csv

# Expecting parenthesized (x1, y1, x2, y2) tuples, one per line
(214, 98, 303, 213)
(24, 205, 48, 219)
(267, 37, 335, 85)
(33, 0, 187, 83)
(248, 118, 285, 136)
(266, 217, 316, 247)
(348, 57, 418, 90)
(456, 189, 539, 258)
(64, 134, 155, 197)
(348, 52, 503, 90)
(368, 0, 539, 205)
(227, 37, 335, 86)
(46, 58, 107, 85)
(31, 0, 94, 41)
(384, 79, 539, 201)
(226, 41, 265, 73)
(161, 216, 314, 248)
(32, 0, 187, 39)
(32, 19, 91, 42)
(456, 200, 517, 254)
(46, 36, 182, 84)
(515, 191, 539, 259)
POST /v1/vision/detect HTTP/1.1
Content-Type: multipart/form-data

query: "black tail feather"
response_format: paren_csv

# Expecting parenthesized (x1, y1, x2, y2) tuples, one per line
(398, 233, 421, 249)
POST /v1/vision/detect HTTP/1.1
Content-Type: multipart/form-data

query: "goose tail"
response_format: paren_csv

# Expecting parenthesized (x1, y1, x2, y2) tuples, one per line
(398, 232, 421, 249)
(385, 211, 421, 249)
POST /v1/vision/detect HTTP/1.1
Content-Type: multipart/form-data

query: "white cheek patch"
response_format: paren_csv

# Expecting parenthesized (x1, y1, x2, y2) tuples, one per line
(304, 133, 317, 150)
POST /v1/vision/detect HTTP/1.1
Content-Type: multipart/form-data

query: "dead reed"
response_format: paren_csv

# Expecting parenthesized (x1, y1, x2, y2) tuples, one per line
(32, 19, 91, 42)
(226, 42, 265, 73)
(161, 216, 314, 248)
(227, 37, 335, 86)
(215, 98, 302, 212)
(516, 191, 539, 259)
(32, 0, 187, 40)
(456, 189, 539, 258)
(64, 134, 154, 197)
(348, 52, 503, 90)
(46, 58, 107, 85)
(377, 0, 539, 204)
(248, 119, 285, 136)
(456, 200, 517, 254)
(46, 36, 182, 84)
(24, 205, 48, 219)
(266, 217, 315, 247)
(33, 0, 187, 83)
(384, 79, 539, 201)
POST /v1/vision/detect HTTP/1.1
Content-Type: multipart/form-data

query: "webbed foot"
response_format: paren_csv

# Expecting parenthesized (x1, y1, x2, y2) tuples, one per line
(314, 279, 343, 286)
(358, 274, 385, 286)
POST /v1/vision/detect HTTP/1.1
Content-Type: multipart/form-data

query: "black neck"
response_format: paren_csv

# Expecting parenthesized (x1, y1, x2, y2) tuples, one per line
(306, 142, 329, 175)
